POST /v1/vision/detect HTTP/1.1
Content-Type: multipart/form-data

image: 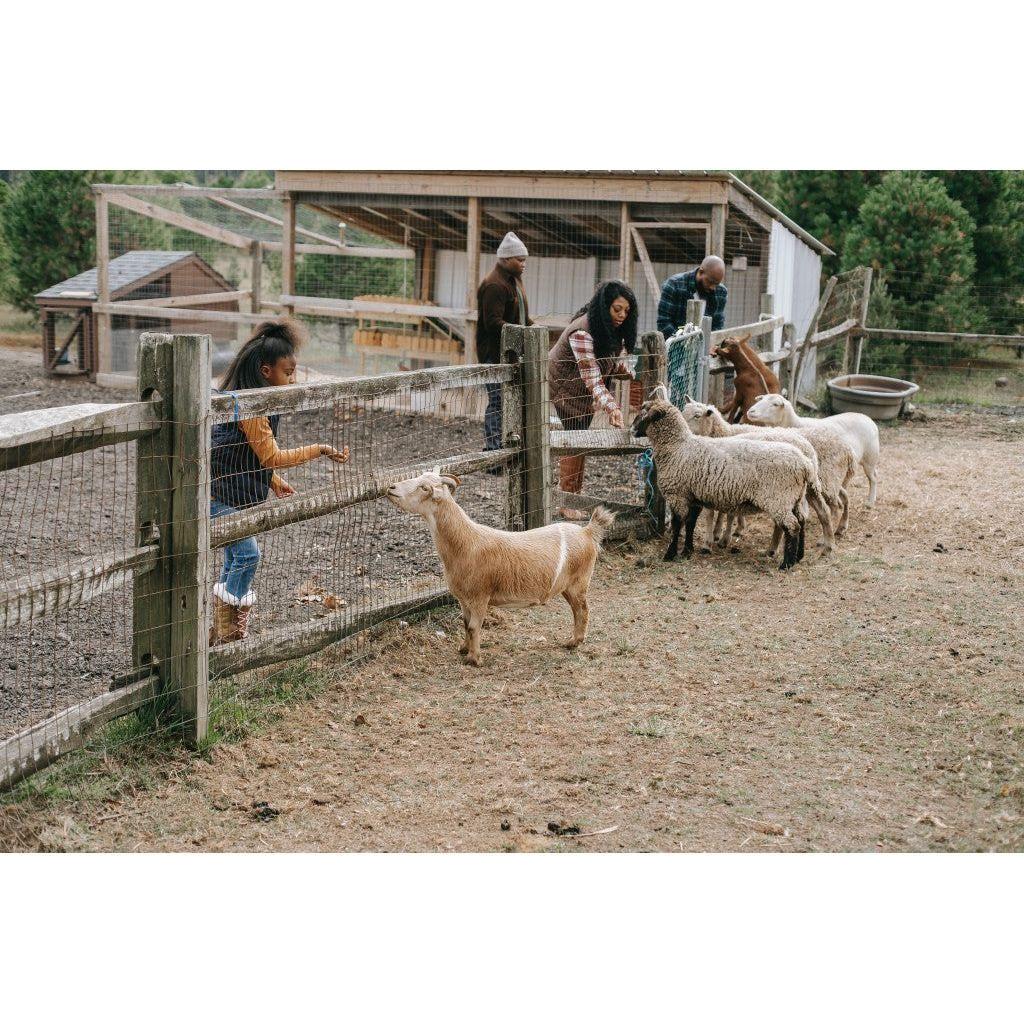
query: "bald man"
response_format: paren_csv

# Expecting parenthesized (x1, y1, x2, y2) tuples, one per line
(657, 255, 728, 337)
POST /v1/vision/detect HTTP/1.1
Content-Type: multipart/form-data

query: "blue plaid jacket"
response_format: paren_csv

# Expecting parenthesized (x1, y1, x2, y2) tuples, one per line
(657, 269, 727, 336)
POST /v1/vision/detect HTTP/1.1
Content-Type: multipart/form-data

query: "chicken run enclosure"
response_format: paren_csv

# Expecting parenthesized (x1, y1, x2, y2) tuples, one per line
(4, 171, 1024, 793)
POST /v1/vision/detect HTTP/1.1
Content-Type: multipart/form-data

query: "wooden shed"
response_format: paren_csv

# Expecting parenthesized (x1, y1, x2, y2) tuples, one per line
(274, 170, 834, 360)
(35, 251, 241, 378)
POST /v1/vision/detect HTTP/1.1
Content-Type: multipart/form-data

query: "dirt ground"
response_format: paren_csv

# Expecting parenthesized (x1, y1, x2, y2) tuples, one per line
(2, 395, 1022, 851)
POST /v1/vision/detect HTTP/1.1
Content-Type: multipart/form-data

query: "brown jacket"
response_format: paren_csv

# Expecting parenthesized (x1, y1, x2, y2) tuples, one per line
(476, 262, 531, 363)
(548, 314, 619, 428)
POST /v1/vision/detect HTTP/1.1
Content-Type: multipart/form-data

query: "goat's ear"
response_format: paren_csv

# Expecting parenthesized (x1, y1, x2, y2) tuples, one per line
(737, 333, 751, 343)
(683, 392, 694, 404)
(650, 384, 668, 401)
(440, 475, 460, 493)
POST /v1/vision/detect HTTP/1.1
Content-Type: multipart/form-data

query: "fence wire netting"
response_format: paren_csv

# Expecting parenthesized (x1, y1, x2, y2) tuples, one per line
(8, 177, 1023, 792)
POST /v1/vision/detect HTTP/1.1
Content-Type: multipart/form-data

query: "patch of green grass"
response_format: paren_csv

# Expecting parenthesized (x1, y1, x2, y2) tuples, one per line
(630, 715, 671, 739)
(2, 659, 327, 814)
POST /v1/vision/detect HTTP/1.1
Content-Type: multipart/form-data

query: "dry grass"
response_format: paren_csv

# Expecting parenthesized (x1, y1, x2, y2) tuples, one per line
(2, 410, 1022, 852)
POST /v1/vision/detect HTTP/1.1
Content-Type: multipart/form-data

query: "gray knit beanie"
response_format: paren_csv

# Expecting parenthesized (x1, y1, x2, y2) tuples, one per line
(496, 231, 528, 258)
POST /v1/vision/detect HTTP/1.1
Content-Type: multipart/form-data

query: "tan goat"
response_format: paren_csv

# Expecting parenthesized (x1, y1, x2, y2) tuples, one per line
(386, 470, 614, 666)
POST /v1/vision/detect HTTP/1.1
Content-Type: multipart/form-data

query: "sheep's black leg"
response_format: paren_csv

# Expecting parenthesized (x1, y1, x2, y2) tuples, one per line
(780, 529, 799, 570)
(664, 511, 683, 561)
(797, 519, 806, 562)
(682, 504, 702, 558)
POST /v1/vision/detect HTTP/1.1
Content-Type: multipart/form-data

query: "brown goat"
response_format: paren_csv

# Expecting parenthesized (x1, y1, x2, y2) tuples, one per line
(711, 334, 782, 423)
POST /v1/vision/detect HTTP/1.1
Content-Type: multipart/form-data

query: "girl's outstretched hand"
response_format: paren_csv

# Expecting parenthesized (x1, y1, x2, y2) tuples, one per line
(609, 408, 625, 429)
(272, 478, 296, 498)
(320, 444, 350, 464)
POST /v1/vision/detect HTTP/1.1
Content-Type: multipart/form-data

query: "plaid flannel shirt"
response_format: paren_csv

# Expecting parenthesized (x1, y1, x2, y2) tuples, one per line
(568, 330, 619, 415)
(657, 269, 728, 337)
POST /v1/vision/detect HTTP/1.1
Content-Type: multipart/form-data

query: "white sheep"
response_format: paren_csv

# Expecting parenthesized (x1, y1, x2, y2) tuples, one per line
(386, 470, 613, 667)
(681, 398, 857, 551)
(745, 394, 880, 506)
(632, 387, 814, 570)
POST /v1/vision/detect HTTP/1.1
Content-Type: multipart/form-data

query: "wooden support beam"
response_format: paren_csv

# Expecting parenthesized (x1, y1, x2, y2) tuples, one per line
(709, 203, 726, 257)
(210, 449, 511, 548)
(210, 588, 453, 679)
(465, 197, 481, 365)
(209, 362, 513, 419)
(95, 192, 111, 375)
(0, 400, 162, 471)
(0, 543, 159, 630)
(420, 240, 435, 303)
(629, 226, 661, 304)
(262, 239, 414, 259)
(250, 240, 263, 314)
(94, 302, 272, 325)
(206, 194, 344, 249)
(110, 289, 250, 309)
(282, 196, 296, 317)
(0, 676, 157, 791)
(618, 202, 631, 283)
(105, 191, 253, 249)
(277, 294, 472, 322)
(46, 310, 87, 371)
(636, 330, 668, 533)
(725, 185, 773, 232)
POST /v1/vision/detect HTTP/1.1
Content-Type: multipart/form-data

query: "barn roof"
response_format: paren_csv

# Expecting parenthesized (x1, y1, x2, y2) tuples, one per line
(36, 251, 198, 301)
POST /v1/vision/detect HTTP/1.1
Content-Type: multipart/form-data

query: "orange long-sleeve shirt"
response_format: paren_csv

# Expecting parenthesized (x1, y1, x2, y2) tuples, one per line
(238, 417, 321, 489)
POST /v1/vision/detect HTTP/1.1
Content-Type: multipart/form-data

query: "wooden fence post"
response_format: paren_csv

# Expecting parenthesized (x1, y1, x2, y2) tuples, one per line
(171, 334, 211, 744)
(852, 266, 873, 374)
(637, 330, 667, 533)
(517, 324, 551, 530)
(134, 334, 175, 706)
(134, 332, 211, 745)
(500, 324, 525, 532)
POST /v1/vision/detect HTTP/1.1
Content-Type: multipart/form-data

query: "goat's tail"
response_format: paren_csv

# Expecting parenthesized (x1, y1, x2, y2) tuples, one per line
(586, 505, 616, 545)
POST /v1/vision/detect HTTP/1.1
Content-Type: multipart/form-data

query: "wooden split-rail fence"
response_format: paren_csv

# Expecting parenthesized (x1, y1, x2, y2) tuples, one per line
(0, 284, 885, 788)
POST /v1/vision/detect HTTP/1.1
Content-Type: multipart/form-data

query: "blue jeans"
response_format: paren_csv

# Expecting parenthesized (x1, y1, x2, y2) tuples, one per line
(211, 499, 260, 603)
(483, 383, 503, 451)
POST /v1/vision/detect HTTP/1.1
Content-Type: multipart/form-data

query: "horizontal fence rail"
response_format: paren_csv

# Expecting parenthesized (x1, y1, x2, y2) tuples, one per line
(0, 400, 162, 470)
(0, 544, 160, 630)
(209, 363, 515, 418)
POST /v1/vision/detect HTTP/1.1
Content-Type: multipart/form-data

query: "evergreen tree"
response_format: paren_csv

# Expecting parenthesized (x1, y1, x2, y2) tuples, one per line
(842, 171, 980, 333)
(773, 171, 883, 273)
(1, 170, 95, 311)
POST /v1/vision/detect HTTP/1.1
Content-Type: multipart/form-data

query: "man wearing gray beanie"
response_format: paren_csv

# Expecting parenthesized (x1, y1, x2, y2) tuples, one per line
(476, 231, 533, 460)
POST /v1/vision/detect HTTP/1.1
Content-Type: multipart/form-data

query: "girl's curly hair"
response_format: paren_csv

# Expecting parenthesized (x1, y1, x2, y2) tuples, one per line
(218, 317, 307, 391)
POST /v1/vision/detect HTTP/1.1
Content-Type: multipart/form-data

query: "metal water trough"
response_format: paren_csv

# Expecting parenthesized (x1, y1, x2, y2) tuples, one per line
(827, 374, 920, 420)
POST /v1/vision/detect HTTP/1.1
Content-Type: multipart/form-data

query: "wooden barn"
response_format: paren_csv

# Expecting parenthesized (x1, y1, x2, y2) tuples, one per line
(36, 250, 242, 378)
(273, 170, 833, 360)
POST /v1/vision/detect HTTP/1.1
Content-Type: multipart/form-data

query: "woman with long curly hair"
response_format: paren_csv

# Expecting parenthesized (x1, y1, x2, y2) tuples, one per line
(548, 280, 639, 510)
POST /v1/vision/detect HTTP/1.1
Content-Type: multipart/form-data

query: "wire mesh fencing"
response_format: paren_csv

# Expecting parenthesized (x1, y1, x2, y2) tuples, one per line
(2, 321, 668, 789)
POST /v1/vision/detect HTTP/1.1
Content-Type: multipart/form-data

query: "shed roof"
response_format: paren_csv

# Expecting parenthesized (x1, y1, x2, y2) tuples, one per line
(36, 251, 197, 301)
(274, 170, 834, 256)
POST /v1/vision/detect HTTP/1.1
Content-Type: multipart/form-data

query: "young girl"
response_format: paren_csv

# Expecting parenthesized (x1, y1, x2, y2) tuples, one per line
(209, 318, 349, 645)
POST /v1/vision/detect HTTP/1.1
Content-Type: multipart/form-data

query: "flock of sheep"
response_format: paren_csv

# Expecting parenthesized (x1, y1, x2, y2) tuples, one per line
(387, 385, 881, 666)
